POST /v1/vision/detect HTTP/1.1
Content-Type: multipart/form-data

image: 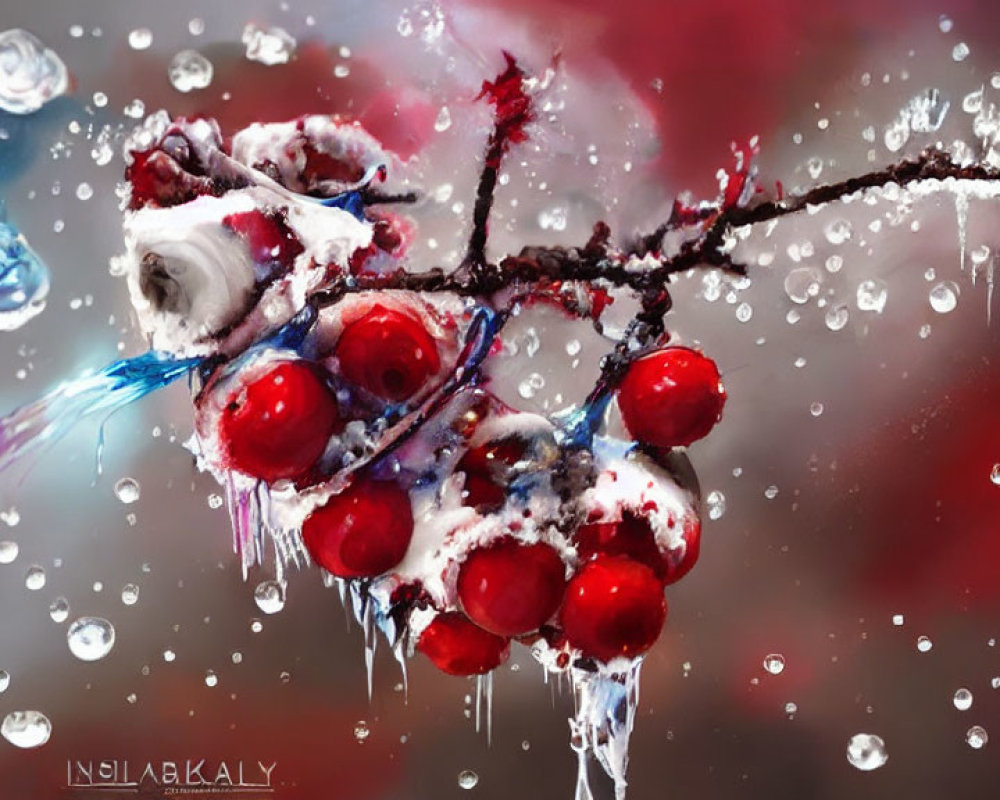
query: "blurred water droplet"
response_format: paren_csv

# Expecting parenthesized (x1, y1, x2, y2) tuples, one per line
(241, 24, 296, 66)
(49, 596, 69, 623)
(163, 649, 176, 662)
(232, 651, 243, 664)
(784, 267, 822, 304)
(806, 157, 823, 179)
(909, 88, 950, 133)
(954, 688, 974, 711)
(962, 87, 984, 114)
(1, 710, 51, 748)
(952, 42, 970, 62)
(333, 63, 350, 78)
(168, 49, 213, 92)
(764, 485, 779, 500)
(75, 182, 93, 202)
(538, 206, 567, 232)
(784, 702, 798, 716)
(434, 105, 452, 132)
(892, 614, 904, 626)
(825, 304, 850, 331)
(966, 725, 988, 749)
(939, 14, 953, 32)
(919, 324, 932, 339)
(810, 402, 824, 417)
(846, 733, 888, 771)
(127, 28, 152, 51)
(204, 670, 218, 687)
(0, 671, 9, 692)
(126, 693, 137, 704)
(825, 254, 843, 274)
(928, 281, 959, 313)
(254, 580, 285, 614)
(67, 617, 115, 661)
(354, 720, 370, 742)
(458, 770, 479, 790)
(990, 464, 1000, 485)
(0, 29, 68, 114)
(856, 279, 888, 313)
(188, 18, 205, 36)
(824, 219, 853, 245)
(991, 676, 1000, 689)
(917, 635, 933, 652)
(707, 490, 726, 520)
(24, 565, 45, 590)
(0, 540, 18, 564)
(121, 584, 139, 606)
(114, 477, 141, 504)
(736, 302, 753, 322)
(763, 654, 785, 674)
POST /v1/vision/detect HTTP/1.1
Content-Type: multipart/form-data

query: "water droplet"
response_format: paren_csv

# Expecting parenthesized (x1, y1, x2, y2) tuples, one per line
(188, 18, 205, 36)
(49, 597, 69, 623)
(856, 279, 888, 313)
(250, 619, 263, 633)
(163, 649, 176, 662)
(990, 465, 1000, 485)
(67, 617, 115, 661)
(846, 733, 888, 771)
(0, 670, 8, 692)
(113, 477, 141, 504)
(123, 98, 145, 119)
(892, 614, 904, 626)
(784, 267, 822, 304)
(825, 254, 843, 274)
(333, 63, 350, 78)
(991, 676, 1000, 689)
(1, 710, 51, 748)
(0, 29, 69, 114)
(241, 24, 296, 66)
(232, 651, 243, 664)
(764, 485, 779, 500)
(784, 701, 798, 716)
(121, 584, 139, 606)
(825, 304, 850, 331)
(538, 206, 567, 232)
(928, 281, 959, 313)
(458, 770, 479, 790)
(966, 725, 988, 749)
(0, 540, 18, 564)
(939, 14, 953, 33)
(810, 402, 824, 417)
(167, 50, 213, 92)
(824, 219, 853, 245)
(763, 654, 785, 675)
(954, 688, 974, 711)
(254, 580, 285, 614)
(127, 28, 152, 51)
(919, 324, 932, 340)
(434, 105, 452, 132)
(707, 490, 726, 520)
(204, 670, 218, 687)
(354, 720, 370, 742)
(909, 88, 950, 133)
(735, 302, 753, 322)
(24, 565, 45, 590)
(917, 635, 933, 652)
(952, 42, 970, 62)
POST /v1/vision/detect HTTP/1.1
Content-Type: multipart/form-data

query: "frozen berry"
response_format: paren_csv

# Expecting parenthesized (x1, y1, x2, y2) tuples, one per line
(456, 438, 525, 512)
(219, 360, 340, 483)
(662, 515, 700, 585)
(458, 538, 566, 637)
(616, 347, 725, 448)
(560, 556, 667, 662)
(223, 210, 303, 269)
(334, 304, 440, 403)
(417, 612, 511, 676)
(302, 477, 414, 578)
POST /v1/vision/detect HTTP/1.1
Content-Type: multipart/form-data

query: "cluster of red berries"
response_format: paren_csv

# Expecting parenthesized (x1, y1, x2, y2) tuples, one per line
(212, 301, 725, 671)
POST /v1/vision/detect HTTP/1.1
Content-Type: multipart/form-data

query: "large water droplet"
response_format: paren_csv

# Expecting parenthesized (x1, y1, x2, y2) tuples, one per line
(706, 490, 726, 520)
(127, 28, 152, 51)
(763, 654, 785, 675)
(856, 279, 888, 313)
(846, 733, 888, 771)
(241, 24, 296, 66)
(966, 725, 988, 749)
(917, 635, 933, 652)
(0, 29, 68, 114)
(49, 596, 69, 623)
(66, 617, 116, 661)
(0, 540, 18, 564)
(458, 770, 479, 790)
(113, 477, 141, 504)
(24, 565, 45, 590)
(928, 281, 959, 313)
(2, 710, 51, 749)
(254, 580, 285, 614)
(954, 688, 974, 711)
(784, 267, 822, 304)
(167, 49, 213, 92)
(825, 304, 850, 331)
(204, 670, 218, 687)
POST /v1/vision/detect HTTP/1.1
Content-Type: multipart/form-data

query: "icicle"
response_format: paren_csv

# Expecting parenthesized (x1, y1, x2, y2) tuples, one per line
(362, 597, 377, 702)
(475, 674, 483, 735)
(955, 190, 969, 273)
(393, 640, 409, 704)
(987, 256, 995, 326)
(569, 717, 595, 800)
(486, 670, 494, 746)
(225, 473, 260, 580)
(570, 660, 644, 800)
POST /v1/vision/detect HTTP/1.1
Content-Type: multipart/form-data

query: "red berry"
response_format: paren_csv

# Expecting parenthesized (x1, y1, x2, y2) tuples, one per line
(301, 477, 414, 578)
(219, 360, 340, 483)
(223, 211, 303, 269)
(560, 556, 667, 662)
(417, 612, 510, 676)
(458, 538, 567, 637)
(456, 438, 525, 512)
(334, 304, 440, 403)
(616, 347, 726, 448)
